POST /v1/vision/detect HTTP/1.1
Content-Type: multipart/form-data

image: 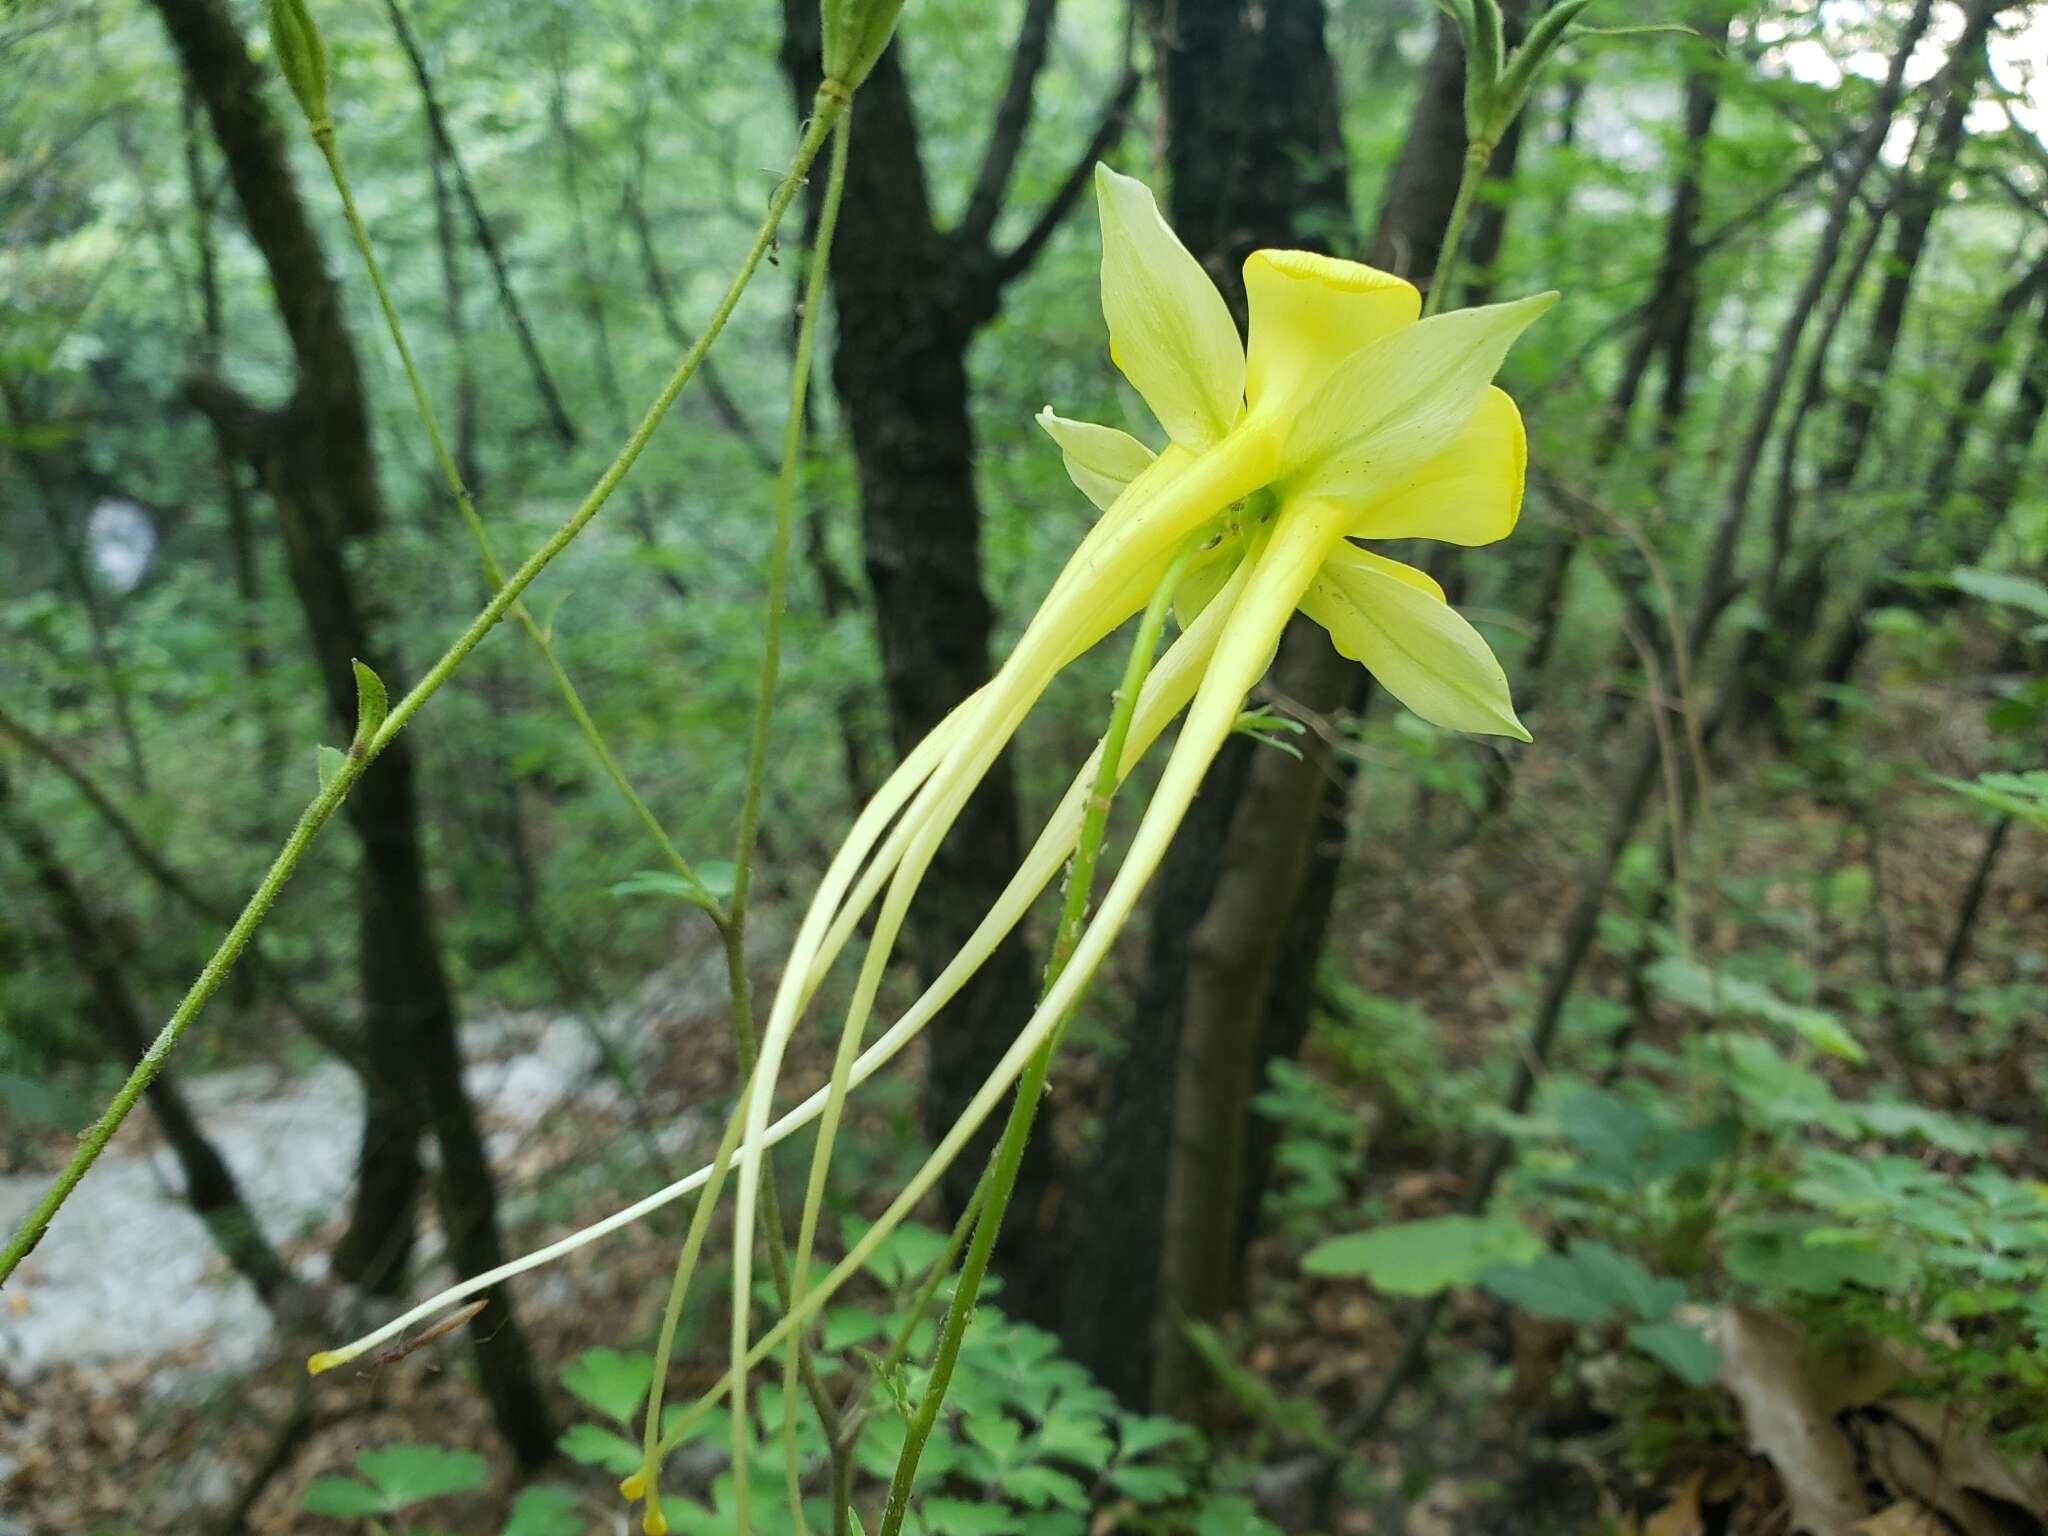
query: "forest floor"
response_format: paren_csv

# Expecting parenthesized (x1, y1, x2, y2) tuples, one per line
(2, 690, 2043, 1535)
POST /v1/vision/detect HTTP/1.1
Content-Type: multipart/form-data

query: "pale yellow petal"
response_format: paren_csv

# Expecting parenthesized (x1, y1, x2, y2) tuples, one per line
(1243, 250, 1420, 423)
(1322, 542, 1446, 601)
(1283, 292, 1555, 506)
(1036, 407, 1157, 512)
(1095, 164, 1245, 448)
(1342, 386, 1526, 546)
(1299, 549, 1530, 740)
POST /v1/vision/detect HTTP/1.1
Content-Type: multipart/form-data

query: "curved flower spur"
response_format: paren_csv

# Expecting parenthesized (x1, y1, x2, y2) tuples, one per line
(314, 164, 1553, 1523)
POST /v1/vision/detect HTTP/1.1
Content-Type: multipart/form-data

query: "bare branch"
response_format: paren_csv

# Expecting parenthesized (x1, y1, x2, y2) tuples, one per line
(960, 0, 1060, 254)
(990, 64, 1141, 291)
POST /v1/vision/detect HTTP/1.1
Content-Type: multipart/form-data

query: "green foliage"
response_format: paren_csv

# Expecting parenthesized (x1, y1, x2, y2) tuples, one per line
(1303, 1211, 1542, 1293)
(301, 1443, 487, 1521)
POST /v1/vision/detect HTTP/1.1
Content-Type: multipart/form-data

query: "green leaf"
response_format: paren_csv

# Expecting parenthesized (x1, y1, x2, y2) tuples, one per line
(316, 744, 347, 792)
(1627, 1320, 1722, 1386)
(999, 1464, 1089, 1511)
(557, 1422, 643, 1475)
(1723, 1215, 1899, 1298)
(1951, 566, 2048, 619)
(1647, 955, 1862, 1061)
(560, 1346, 653, 1425)
(1116, 1412, 1195, 1459)
(501, 1485, 584, 1536)
(350, 658, 389, 746)
(1480, 1240, 1683, 1325)
(919, 1499, 1025, 1536)
(301, 1476, 387, 1518)
(1035, 1411, 1113, 1468)
(1196, 1496, 1284, 1536)
(1303, 1212, 1541, 1294)
(1106, 1462, 1189, 1502)
(609, 867, 725, 912)
(351, 1443, 487, 1509)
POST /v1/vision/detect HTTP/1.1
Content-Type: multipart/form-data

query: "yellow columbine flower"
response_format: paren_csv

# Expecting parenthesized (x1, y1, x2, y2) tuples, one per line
(1040, 166, 1540, 739)
(315, 167, 1552, 1536)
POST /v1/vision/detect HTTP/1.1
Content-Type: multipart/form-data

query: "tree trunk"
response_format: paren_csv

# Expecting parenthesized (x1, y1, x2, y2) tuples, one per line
(150, 0, 552, 1462)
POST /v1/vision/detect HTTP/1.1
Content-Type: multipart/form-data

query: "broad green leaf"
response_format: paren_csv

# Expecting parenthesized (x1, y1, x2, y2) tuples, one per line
(1647, 955, 1863, 1061)
(1303, 1212, 1541, 1294)
(1481, 1240, 1683, 1325)
(1722, 1216, 1900, 1298)
(301, 1476, 386, 1518)
(559, 1346, 653, 1425)
(501, 1484, 584, 1536)
(352, 1443, 487, 1508)
(1627, 1320, 1722, 1386)
(1196, 1496, 1285, 1536)
(1951, 566, 2048, 619)
(1116, 1412, 1196, 1459)
(557, 1422, 643, 1475)
(1106, 1462, 1189, 1502)
(999, 1464, 1089, 1511)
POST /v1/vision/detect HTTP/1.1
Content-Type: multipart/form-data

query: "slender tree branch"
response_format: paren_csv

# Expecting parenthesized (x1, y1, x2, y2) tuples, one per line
(989, 64, 1141, 291)
(960, 0, 1060, 253)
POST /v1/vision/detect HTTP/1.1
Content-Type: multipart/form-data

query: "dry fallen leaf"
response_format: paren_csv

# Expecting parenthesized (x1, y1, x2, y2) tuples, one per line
(1853, 1502, 1948, 1536)
(1703, 1307, 1868, 1536)
(1644, 1469, 1705, 1536)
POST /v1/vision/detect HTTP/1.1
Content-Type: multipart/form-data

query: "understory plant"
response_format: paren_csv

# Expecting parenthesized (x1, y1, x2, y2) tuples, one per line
(2, 0, 1615, 1530)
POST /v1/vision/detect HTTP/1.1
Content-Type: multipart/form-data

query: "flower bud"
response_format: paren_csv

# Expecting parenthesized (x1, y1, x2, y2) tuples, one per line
(267, 0, 330, 132)
(820, 0, 906, 93)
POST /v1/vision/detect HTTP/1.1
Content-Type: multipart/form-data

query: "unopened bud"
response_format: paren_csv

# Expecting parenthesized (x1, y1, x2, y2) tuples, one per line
(820, 0, 907, 94)
(267, 0, 330, 133)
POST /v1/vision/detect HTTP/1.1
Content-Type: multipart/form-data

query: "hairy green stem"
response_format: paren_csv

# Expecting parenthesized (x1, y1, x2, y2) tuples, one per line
(1424, 142, 1495, 319)
(0, 87, 844, 1291)
(876, 533, 1204, 1536)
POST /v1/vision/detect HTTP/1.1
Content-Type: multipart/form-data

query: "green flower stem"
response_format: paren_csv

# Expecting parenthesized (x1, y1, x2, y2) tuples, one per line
(0, 87, 845, 1291)
(314, 127, 714, 911)
(634, 105, 854, 1536)
(876, 532, 1205, 1536)
(1423, 142, 1496, 320)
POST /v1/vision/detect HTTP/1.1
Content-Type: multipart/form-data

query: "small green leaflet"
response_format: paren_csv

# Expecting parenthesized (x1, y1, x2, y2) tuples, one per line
(1303, 1211, 1541, 1294)
(315, 744, 347, 791)
(1647, 954, 1864, 1061)
(300, 1442, 487, 1516)
(559, 1346, 653, 1425)
(608, 860, 737, 912)
(1627, 1320, 1722, 1386)
(1480, 1239, 1684, 1325)
(501, 1485, 584, 1536)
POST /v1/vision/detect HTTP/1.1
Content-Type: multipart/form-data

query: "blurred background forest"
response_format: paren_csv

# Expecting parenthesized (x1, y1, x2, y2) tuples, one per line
(3, 0, 2047, 1531)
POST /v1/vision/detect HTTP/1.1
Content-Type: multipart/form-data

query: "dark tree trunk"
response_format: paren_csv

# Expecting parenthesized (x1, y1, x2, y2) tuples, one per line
(0, 768, 296, 1306)
(150, 0, 551, 1462)
(779, 0, 1135, 1323)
